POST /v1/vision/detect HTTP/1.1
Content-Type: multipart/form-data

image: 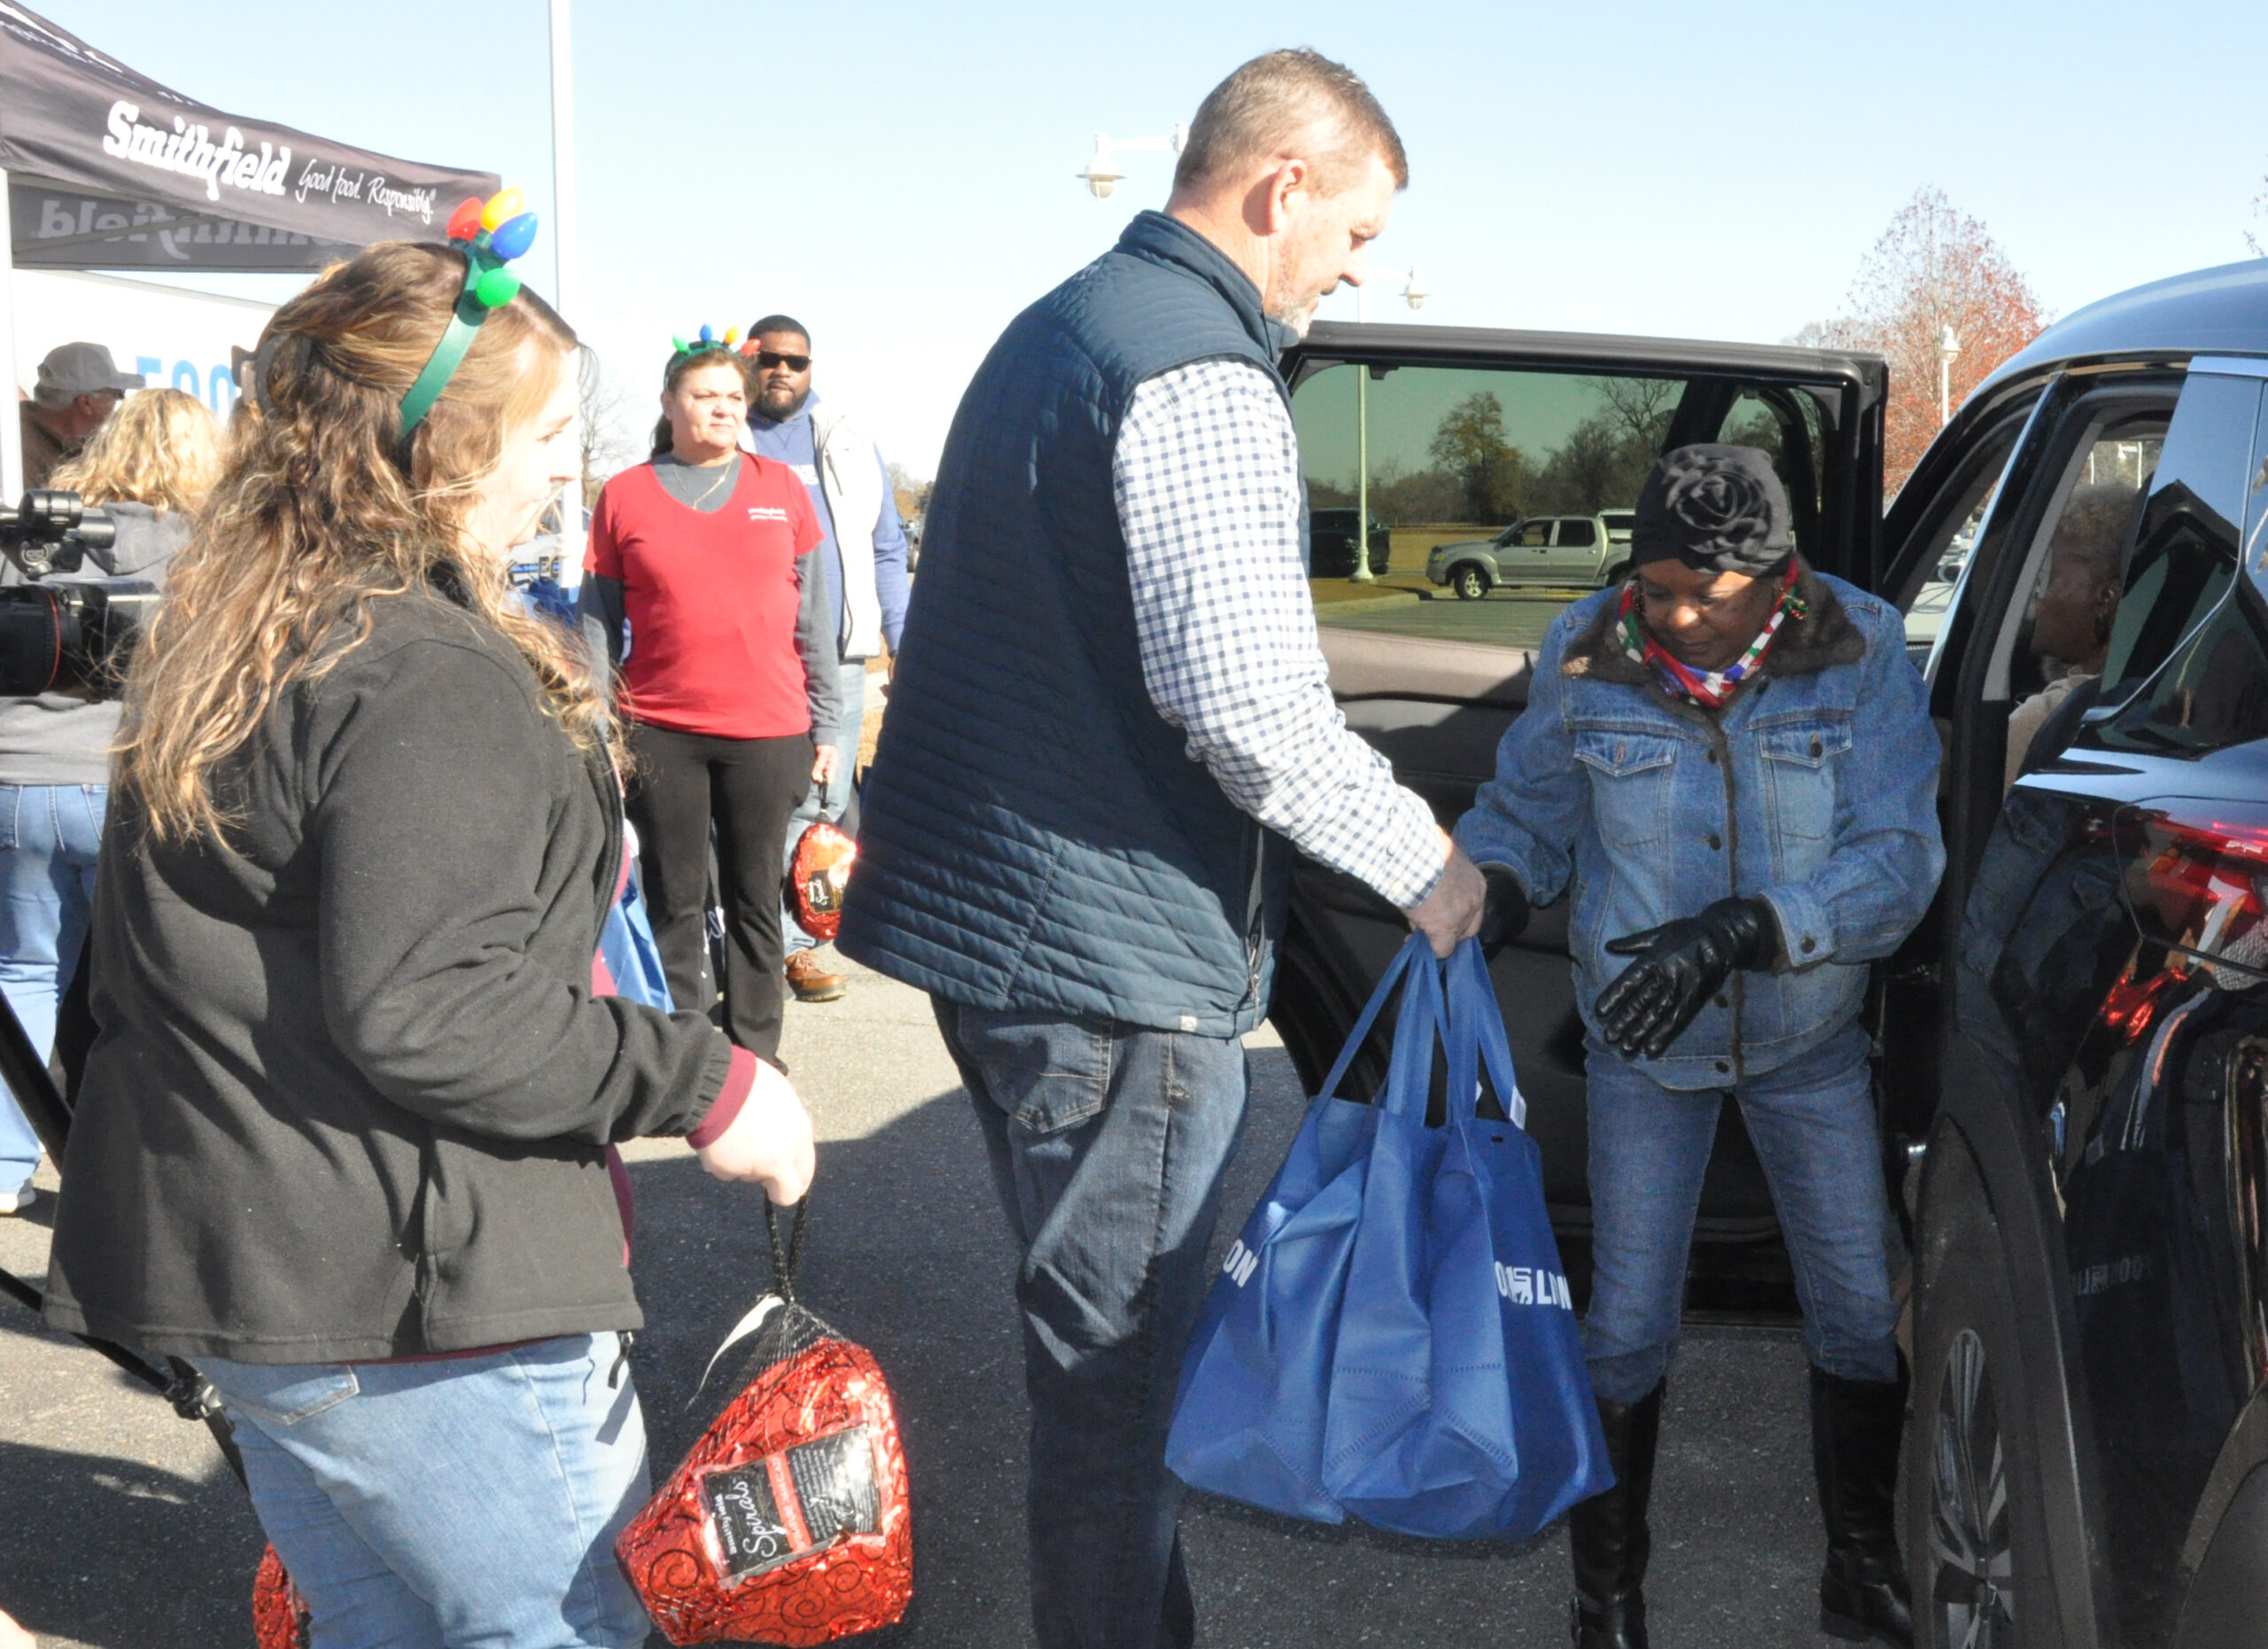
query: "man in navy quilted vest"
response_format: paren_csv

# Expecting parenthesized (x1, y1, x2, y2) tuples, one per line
(840, 47, 1485, 1648)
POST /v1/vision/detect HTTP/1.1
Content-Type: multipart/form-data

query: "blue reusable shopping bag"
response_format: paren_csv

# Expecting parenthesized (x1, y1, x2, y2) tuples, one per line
(1163, 935, 1445, 1522)
(1321, 939, 1612, 1539)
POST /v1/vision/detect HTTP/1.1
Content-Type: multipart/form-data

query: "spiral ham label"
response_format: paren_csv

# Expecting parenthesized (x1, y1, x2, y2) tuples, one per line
(699, 1426, 882, 1583)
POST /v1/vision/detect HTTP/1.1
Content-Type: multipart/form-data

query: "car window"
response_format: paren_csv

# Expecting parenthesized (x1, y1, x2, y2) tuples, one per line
(2078, 372, 2268, 756)
(1602, 511, 1635, 542)
(1290, 361, 1846, 649)
(1557, 518, 1596, 548)
(1720, 385, 1828, 554)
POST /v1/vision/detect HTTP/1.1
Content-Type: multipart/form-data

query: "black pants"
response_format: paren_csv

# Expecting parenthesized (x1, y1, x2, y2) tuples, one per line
(624, 721, 812, 1062)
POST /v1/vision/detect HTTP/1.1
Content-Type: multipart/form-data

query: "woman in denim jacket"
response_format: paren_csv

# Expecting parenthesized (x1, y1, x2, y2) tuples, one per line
(1456, 446, 1943, 1649)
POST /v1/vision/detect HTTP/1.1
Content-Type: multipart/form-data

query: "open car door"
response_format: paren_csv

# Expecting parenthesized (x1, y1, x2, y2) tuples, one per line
(1271, 321, 1886, 1312)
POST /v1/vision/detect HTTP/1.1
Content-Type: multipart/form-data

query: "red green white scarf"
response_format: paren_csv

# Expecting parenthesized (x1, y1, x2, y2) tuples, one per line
(1617, 560, 1806, 709)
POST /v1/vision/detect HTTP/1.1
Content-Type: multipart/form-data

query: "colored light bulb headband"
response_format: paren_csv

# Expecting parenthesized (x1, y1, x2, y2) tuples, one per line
(397, 187, 540, 439)
(671, 323, 742, 359)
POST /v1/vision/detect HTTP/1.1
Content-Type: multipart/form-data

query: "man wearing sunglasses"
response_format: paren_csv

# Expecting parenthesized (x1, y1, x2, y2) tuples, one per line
(742, 315, 912, 1005)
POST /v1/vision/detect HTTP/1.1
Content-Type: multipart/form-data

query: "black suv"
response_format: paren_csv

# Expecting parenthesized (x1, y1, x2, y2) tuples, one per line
(1268, 260, 2268, 1648)
(1309, 506, 1391, 578)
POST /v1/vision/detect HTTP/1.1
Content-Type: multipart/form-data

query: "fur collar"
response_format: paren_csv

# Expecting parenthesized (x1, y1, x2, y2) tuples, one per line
(1560, 563, 1865, 701)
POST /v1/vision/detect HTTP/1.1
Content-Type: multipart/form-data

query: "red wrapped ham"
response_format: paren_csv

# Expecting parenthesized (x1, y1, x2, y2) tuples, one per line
(615, 1202, 911, 1645)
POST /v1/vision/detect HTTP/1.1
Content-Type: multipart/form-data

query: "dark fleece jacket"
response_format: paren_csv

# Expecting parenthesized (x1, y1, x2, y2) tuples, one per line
(43, 589, 739, 1363)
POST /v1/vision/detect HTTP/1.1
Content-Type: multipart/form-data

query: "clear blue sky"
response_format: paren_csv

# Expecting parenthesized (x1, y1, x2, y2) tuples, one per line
(32, 0, 2267, 475)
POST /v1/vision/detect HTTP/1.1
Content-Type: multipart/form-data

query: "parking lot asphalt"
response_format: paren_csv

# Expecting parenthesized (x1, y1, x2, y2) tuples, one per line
(0, 953, 1855, 1647)
(1314, 587, 1583, 649)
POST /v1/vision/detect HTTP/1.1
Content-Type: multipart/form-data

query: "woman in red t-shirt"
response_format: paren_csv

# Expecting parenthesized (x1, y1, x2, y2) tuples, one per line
(582, 346, 843, 1062)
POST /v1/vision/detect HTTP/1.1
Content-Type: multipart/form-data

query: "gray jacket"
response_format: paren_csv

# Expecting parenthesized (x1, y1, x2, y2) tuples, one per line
(0, 501, 186, 788)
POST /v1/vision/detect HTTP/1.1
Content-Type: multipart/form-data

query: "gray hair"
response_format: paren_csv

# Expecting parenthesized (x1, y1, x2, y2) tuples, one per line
(2050, 483, 2135, 582)
(1173, 48, 1408, 196)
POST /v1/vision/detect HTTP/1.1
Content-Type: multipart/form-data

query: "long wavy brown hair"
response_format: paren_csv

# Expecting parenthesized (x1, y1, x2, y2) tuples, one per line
(49, 387, 225, 513)
(115, 241, 610, 842)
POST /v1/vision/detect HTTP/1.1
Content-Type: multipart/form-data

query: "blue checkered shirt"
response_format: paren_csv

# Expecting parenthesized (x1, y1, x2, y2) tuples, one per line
(1113, 359, 1447, 911)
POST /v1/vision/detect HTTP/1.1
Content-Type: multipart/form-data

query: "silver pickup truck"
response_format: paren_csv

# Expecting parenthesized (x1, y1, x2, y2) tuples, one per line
(1425, 511, 1636, 598)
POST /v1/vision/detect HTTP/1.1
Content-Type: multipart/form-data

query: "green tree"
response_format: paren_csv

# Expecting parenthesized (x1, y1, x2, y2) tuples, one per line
(1428, 392, 1528, 522)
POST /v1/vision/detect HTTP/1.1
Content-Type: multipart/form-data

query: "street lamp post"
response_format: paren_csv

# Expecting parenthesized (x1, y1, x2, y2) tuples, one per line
(1076, 125, 1188, 198)
(1350, 268, 1429, 582)
(1938, 325, 1961, 428)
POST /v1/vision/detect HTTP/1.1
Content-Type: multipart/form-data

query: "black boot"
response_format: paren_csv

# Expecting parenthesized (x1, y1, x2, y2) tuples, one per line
(1567, 1382, 1662, 1649)
(1811, 1365, 1915, 1647)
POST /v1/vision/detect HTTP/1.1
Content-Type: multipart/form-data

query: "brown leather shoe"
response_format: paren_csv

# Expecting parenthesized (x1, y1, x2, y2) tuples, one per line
(783, 951, 847, 1003)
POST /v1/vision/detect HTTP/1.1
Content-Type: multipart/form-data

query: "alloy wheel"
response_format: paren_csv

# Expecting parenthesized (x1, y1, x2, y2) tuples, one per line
(1930, 1326, 2016, 1647)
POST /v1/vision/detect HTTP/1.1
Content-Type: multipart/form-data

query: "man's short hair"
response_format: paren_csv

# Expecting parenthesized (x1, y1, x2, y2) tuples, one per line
(1173, 48, 1407, 196)
(748, 315, 810, 345)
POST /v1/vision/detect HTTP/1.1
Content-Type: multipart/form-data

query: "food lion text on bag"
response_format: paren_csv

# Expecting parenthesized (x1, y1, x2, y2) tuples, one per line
(1495, 1263, 1573, 1309)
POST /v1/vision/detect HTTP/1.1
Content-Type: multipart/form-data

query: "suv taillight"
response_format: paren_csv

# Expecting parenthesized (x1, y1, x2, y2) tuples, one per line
(2117, 800, 2268, 988)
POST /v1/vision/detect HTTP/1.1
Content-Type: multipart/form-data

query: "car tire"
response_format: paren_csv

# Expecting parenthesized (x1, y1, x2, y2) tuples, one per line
(1603, 561, 1629, 584)
(1452, 565, 1490, 601)
(1907, 1156, 2063, 1649)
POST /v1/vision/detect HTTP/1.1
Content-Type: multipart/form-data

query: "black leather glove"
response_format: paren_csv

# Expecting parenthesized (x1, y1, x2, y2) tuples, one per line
(1476, 868, 1530, 955)
(1594, 897, 1782, 1062)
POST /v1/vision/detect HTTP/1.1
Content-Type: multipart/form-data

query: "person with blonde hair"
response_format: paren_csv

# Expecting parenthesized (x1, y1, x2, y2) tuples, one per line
(0, 385, 219, 1215)
(40, 231, 815, 1646)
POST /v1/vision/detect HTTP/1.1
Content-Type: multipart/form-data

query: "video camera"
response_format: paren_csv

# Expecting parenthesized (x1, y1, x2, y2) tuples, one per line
(0, 488, 158, 698)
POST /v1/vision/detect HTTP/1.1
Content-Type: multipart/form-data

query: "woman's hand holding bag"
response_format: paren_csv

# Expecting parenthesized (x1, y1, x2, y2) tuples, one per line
(696, 1058, 817, 1205)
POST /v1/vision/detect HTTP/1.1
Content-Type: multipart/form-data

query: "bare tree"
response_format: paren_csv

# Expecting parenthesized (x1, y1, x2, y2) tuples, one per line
(1584, 376, 1678, 448)
(577, 348, 646, 509)
(1795, 188, 2049, 494)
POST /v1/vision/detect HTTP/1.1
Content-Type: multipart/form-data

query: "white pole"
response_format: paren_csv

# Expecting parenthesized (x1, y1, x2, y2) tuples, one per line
(0, 168, 21, 502)
(548, 0, 586, 554)
(1351, 282, 1373, 581)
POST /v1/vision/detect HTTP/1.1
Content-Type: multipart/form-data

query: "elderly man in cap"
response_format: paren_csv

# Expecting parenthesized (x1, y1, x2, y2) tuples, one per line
(19, 344, 143, 487)
(1458, 445, 1943, 1649)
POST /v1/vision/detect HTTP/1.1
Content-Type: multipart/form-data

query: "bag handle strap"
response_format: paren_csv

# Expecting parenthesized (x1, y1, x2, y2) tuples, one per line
(1377, 938, 1449, 1120)
(765, 1197, 810, 1303)
(1447, 939, 1527, 1131)
(1317, 931, 1433, 1101)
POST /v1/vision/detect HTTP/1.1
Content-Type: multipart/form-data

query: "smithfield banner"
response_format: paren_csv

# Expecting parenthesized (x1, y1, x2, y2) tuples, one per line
(0, 3, 499, 271)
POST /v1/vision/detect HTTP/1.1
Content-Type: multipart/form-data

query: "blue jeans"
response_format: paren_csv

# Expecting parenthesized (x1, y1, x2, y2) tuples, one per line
(781, 659, 867, 955)
(201, 1334, 652, 1649)
(0, 782, 105, 1188)
(1582, 1021, 1899, 1403)
(934, 999, 1249, 1649)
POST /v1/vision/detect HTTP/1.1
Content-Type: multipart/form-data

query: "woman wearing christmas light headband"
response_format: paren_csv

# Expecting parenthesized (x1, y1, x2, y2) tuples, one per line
(42, 214, 814, 1645)
(1459, 445, 1944, 1649)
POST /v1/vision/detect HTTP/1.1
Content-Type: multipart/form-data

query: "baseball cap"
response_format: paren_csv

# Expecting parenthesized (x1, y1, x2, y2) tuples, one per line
(32, 342, 144, 407)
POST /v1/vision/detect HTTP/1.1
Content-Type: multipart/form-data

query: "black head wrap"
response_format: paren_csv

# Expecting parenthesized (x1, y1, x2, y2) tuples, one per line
(1630, 444, 1792, 577)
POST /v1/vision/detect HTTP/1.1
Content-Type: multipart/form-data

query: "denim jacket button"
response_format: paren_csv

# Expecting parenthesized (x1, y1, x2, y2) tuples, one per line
(1713, 1060, 1730, 1074)
(1713, 992, 1728, 1008)
(1705, 833, 1722, 851)
(1800, 936, 1818, 953)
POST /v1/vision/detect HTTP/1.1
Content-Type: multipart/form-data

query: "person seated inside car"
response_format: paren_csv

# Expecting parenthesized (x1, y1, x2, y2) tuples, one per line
(1456, 444, 1945, 1649)
(2004, 483, 2132, 792)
